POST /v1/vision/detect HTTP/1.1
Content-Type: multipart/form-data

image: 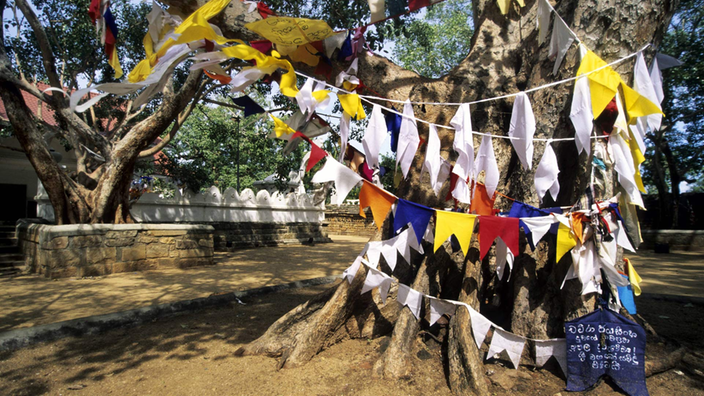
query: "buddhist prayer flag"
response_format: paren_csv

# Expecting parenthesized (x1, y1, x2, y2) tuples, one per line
(479, 216, 519, 260)
(434, 210, 477, 256)
(556, 222, 578, 262)
(245, 17, 334, 46)
(359, 180, 397, 230)
(393, 199, 434, 244)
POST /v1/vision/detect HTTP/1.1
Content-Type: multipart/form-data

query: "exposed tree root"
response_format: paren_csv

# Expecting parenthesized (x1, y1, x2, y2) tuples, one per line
(646, 347, 686, 377)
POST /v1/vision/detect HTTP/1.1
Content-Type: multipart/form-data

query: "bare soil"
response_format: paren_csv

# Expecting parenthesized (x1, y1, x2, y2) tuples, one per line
(1, 284, 703, 396)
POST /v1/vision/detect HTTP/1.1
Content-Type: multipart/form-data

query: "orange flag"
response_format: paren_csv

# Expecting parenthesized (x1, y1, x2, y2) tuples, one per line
(470, 183, 497, 216)
(359, 180, 397, 230)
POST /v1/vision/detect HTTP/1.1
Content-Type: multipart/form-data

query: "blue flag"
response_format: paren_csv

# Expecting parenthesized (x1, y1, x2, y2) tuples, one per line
(393, 199, 434, 245)
(232, 95, 265, 118)
(565, 308, 648, 396)
(384, 107, 402, 153)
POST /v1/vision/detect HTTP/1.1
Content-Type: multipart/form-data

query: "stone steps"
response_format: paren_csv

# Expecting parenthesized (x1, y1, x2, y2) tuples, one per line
(0, 227, 21, 278)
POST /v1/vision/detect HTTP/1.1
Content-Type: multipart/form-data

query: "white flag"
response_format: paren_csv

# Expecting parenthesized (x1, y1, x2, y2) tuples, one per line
(467, 306, 493, 348)
(508, 92, 536, 171)
(338, 113, 351, 162)
(495, 238, 515, 280)
(311, 157, 363, 205)
(633, 52, 662, 131)
(450, 103, 475, 181)
(361, 266, 393, 304)
(520, 216, 557, 248)
(367, 0, 386, 23)
(548, 17, 576, 75)
(534, 339, 567, 375)
(570, 45, 593, 156)
(536, 0, 552, 44)
(487, 328, 526, 369)
(363, 105, 388, 169)
(474, 135, 500, 197)
(397, 99, 420, 178)
(397, 284, 423, 319)
(428, 296, 458, 326)
(423, 124, 444, 196)
(534, 143, 560, 203)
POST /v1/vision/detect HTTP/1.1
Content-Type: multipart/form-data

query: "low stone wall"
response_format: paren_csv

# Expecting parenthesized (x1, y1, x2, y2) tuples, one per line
(212, 222, 331, 250)
(17, 221, 214, 279)
(324, 206, 378, 237)
(640, 230, 704, 251)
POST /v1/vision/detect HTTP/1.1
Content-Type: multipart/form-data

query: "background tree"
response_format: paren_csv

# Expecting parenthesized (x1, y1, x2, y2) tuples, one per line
(642, 0, 703, 228)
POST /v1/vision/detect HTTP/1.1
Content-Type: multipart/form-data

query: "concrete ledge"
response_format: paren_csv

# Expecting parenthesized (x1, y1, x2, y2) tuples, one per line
(0, 275, 341, 352)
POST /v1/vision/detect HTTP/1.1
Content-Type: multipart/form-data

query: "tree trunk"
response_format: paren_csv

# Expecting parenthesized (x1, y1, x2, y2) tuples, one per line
(231, 0, 677, 392)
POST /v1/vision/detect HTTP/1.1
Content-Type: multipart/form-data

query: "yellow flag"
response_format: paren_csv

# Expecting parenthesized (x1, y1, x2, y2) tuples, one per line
(220, 46, 299, 97)
(108, 47, 123, 79)
(628, 130, 647, 193)
(576, 51, 621, 118)
(312, 90, 330, 103)
(434, 211, 477, 256)
(287, 44, 321, 66)
(245, 17, 334, 46)
(496, 0, 510, 14)
(621, 83, 664, 124)
(556, 223, 577, 263)
(338, 93, 366, 120)
(625, 258, 643, 296)
(270, 115, 296, 138)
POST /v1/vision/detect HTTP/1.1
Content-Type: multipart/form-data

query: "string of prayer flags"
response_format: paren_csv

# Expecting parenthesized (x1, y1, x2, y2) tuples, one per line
(88, 0, 123, 79)
(397, 100, 421, 178)
(479, 216, 519, 260)
(366, 239, 399, 270)
(363, 105, 388, 168)
(487, 328, 526, 369)
(534, 142, 560, 203)
(231, 95, 265, 117)
(361, 266, 393, 304)
(508, 92, 536, 170)
(397, 283, 423, 319)
(434, 210, 477, 256)
(393, 199, 434, 244)
(474, 135, 500, 198)
(570, 45, 594, 156)
(423, 125, 447, 196)
(534, 339, 567, 375)
(469, 183, 496, 216)
(548, 17, 576, 75)
(359, 180, 396, 230)
(338, 93, 367, 120)
(311, 157, 363, 205)
(245, 17, 334, 46)
(450, 103, 475, 194)
(428, 296, 458, 326)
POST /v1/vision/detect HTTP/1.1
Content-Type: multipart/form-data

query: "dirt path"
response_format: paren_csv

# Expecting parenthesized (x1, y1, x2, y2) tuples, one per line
(1, 285, 703, 396)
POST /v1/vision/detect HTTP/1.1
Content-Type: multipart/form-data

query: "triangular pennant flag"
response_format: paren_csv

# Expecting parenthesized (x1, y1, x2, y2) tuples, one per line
(548, 17, 576, 75)
(361, 266, 393, 304)
(338, 93, 366, 120)
(520, 216, 557, 248)
(450, 103, 475, 181)
(474, 135, 500, 197)
(393, 199, 434, 244)
(570, 45, 594, 156)
(423, 125, 445, 196)
(359, 180, 396, 230)
(270, 114, 297, 138)
(534, 143, 560, 203)
(610, 132, 644, 208)
(496, 0, 510, 15)
(343, 255, 364, 283)
(296, 78, 317, 117)
(428, 296, 458, 326)
(311, 157, 363, 205)
(324, 31, 347, 58)
(250, 39, 272, 54)
(452, 177, 471, 204)
(487, 328, 526, 369)
(615, 220, 635, 253)
(625, 258, 643, 296)
(479, 216, 519, 260)
(385, 107, 402, 153)
(306, 140, 327, 172)
(397, 284, 423, 319)
(467, 307, 493, 348)
(397, 99, 420, 178)
(363, 105, 388, 169)
(534, 339, 567, 375)
(556, 222, 578, 263)
(508, 92, 536, 170)
(633, 52, 662, 131)
(395, 225, 424, 264)
(536, 0, 552, 44)
(231, 95, 266, 117)
(470, 183, 496, 216)
(367, 0, 386, 23)
(434, 211, 477, 256)
(577, 50, 622, 118)
(620, 83, 664, 123)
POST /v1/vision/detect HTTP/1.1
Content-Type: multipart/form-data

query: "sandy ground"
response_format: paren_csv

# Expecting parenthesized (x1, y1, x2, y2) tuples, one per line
(1, 285, 703, 396)
(0, 235, 370, 331)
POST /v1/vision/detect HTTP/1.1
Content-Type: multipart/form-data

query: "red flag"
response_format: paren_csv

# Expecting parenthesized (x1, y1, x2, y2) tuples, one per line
(257, 2, 276, 19)
(479, 216, 519, 260)
(409, 0, 431, 11)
